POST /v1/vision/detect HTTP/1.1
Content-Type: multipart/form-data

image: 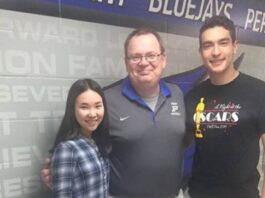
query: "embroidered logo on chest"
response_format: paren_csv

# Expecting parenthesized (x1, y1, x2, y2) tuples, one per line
(171, 102, 181, 116)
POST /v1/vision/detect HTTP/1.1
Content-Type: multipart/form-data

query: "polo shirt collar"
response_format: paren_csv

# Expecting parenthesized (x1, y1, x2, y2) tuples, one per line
(121, 76, 171, 101)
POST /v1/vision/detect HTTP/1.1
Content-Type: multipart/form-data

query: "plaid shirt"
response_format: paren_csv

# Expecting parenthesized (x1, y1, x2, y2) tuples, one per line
(52, 136, 109, 198)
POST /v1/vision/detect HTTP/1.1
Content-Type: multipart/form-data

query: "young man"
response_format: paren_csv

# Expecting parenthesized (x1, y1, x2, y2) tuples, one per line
(42, 27, 186, 198)
(185, 16, 265, 198)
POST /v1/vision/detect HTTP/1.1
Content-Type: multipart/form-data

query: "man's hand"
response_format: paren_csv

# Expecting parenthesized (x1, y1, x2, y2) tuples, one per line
(41, 158, 52, 189)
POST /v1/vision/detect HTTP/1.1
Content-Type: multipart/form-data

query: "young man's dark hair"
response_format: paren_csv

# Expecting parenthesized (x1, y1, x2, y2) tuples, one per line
(199, 15, 236, 47)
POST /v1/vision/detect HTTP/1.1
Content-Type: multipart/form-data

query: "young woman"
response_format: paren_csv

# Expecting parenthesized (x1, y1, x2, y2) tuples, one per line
(51, 78, 111, 198)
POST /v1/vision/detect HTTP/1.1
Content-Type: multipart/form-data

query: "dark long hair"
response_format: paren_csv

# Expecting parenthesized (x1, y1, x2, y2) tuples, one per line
(51, 78, 111, 157)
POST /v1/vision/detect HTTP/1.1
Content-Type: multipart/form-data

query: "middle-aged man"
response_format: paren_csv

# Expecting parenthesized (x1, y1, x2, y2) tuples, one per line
(105, 27, 185, 198)
(185, 15, 265, 198)
(42, 27, 186, 198)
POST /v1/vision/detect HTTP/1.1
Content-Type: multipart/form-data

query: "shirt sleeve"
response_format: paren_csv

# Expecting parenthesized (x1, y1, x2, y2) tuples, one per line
(51, 142, 77, 198)
(184, 94, 196, 147)
(259, 101, 265, 135)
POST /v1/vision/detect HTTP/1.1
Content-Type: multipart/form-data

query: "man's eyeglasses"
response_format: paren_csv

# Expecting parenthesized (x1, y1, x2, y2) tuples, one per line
(126, 53, 163, 63)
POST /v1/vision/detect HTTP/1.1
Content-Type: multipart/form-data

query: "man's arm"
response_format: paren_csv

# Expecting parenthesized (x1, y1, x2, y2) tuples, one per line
(41, 157, 52, 189)
(183, 130, 195, 148)
(260, 133, 265, 198)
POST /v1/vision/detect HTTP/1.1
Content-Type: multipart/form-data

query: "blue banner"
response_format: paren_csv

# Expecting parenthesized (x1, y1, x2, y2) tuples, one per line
(1, 0, 265, 46)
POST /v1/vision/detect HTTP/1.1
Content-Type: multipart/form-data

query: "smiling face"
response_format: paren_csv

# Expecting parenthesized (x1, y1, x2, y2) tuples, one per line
(199, 26, 238, 78)
(75, 89, 104, 137)
(125, 33, 166, 87)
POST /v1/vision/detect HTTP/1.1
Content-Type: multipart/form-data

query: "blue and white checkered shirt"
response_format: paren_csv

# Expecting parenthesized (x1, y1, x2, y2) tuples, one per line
(52, 136, 109, 198)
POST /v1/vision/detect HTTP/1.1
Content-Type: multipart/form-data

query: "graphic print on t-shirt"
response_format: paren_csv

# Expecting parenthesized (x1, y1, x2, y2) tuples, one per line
(193, 98, 240, 136)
